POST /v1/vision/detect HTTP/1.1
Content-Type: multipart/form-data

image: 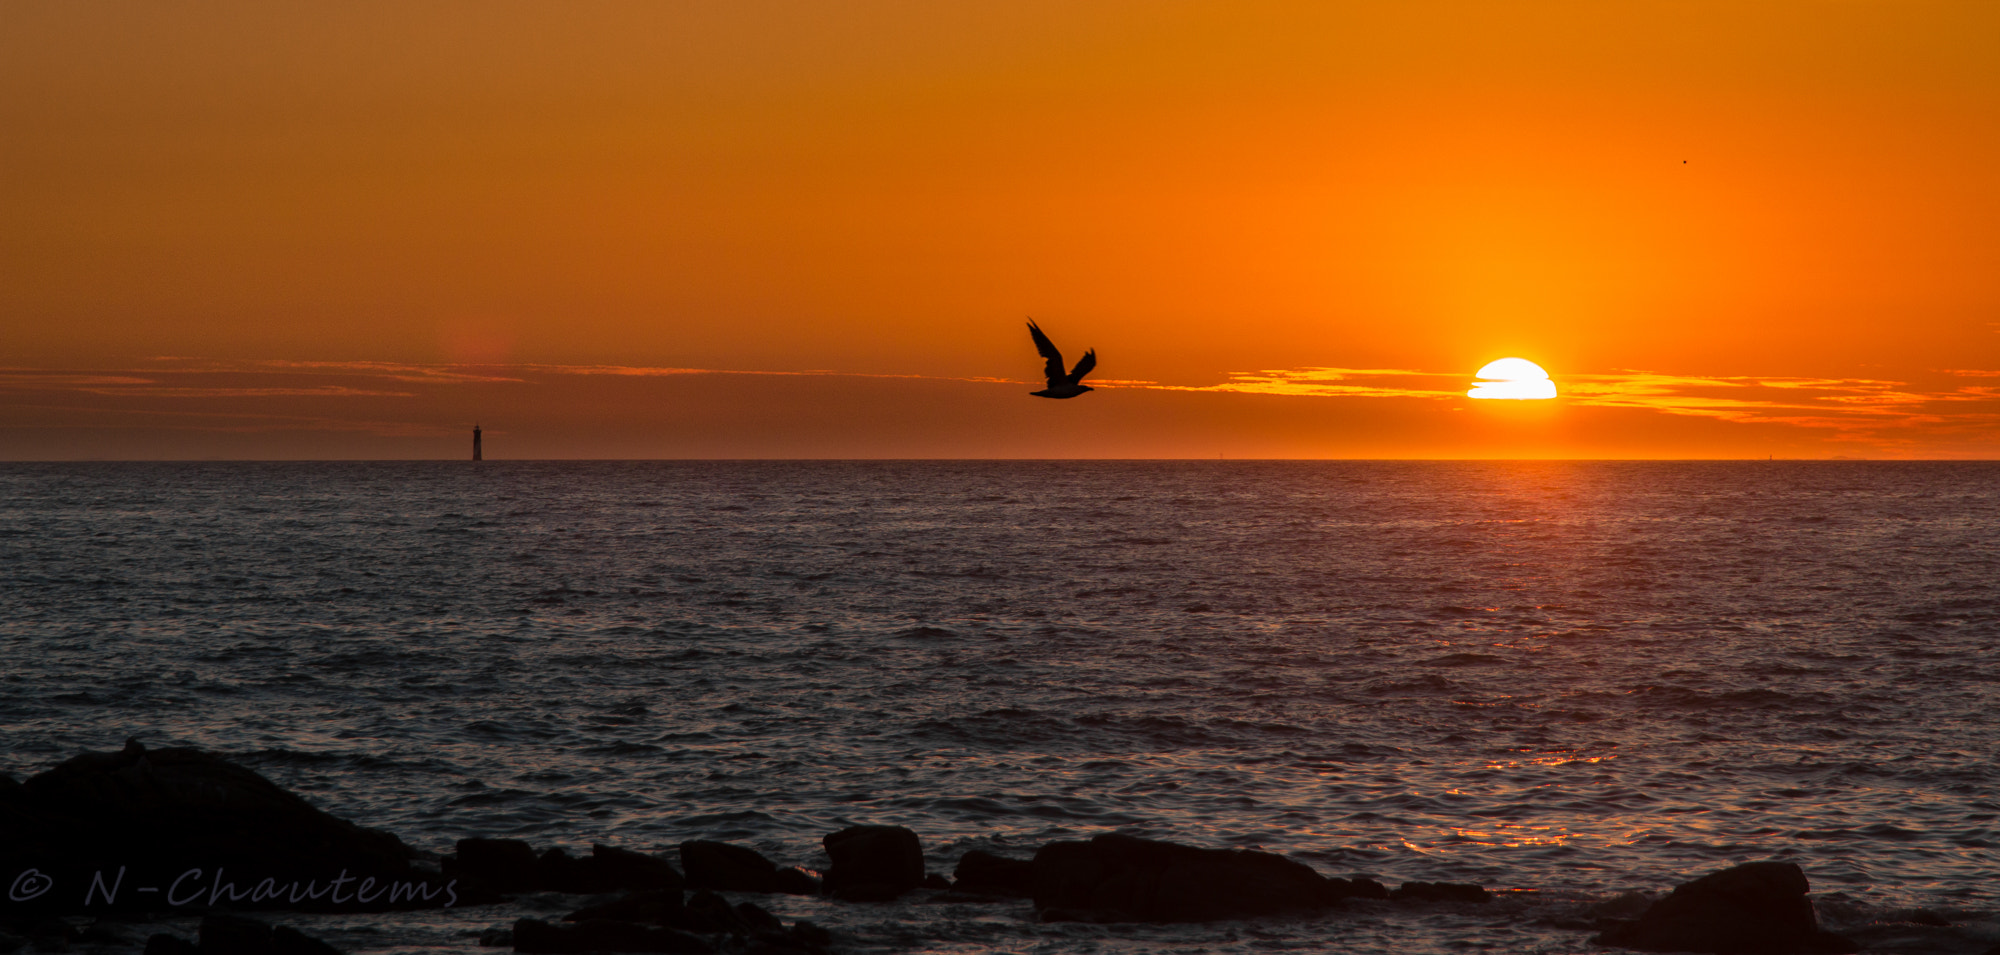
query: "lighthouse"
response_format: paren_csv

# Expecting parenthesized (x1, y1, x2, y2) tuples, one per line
(472, 424, 483, 461)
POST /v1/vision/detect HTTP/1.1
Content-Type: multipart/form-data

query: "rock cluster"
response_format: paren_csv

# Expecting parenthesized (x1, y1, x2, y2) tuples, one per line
(9, 743, 1867, 955)
(510, 890, 830, 955)
(678, 841, 817, 895)
(444, 839, 684, 898)
(1028, 833, 1409, 923)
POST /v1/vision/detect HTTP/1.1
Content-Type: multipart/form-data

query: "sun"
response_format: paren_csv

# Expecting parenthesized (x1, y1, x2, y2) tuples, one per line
(1467, 357, 1557, 400)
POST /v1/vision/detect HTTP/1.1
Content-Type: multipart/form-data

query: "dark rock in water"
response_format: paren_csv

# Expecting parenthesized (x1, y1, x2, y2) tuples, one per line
(564, 889, 685, 924)
(512, 918, 712, 954)
(822, 825, 924, 901)
(454, 840, 678, 896)
(773, 866, 821, 896)
(1329, 876, 1390, 900)
(454, 839, 540, 891)
(145, 935, 198, 955)
(679, 841, 793, 894)
(679, 890, 750, 936)
(0, 740, 438, 914)
(1391, 881, 1489, 904)
(535, 846, 622, 894)
(1030, 833, 1339, 923)
(952, 850, 1035, 898)
(593, 843, 686, 893)
(1595, 861, 1858, 954)
(452, 838, 539, 893)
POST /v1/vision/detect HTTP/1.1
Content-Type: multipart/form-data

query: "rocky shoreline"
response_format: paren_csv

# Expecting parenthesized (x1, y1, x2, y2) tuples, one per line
(1, 742, 1882, 954)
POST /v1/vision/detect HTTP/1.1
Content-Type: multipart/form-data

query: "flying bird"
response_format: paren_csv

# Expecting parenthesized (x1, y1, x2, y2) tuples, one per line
(1026, 320, 1096, 399)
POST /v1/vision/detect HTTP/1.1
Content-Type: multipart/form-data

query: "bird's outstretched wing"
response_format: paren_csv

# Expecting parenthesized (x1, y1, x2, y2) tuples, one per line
(1027, 320, 1066, 385)
(1067, 349, 1097, 385)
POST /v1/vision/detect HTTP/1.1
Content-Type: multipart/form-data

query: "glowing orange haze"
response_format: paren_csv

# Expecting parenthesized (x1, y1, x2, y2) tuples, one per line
(4, 2, 1998, 459)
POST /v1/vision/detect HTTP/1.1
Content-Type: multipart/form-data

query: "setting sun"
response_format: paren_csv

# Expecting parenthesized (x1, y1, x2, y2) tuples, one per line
(1467, 358, 1558, 400)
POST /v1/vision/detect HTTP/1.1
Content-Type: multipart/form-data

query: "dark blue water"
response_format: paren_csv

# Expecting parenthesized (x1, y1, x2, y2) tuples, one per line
(4, 461, 1998, 953)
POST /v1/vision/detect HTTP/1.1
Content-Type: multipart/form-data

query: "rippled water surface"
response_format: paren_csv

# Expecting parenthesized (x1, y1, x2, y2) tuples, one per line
(4, 461, 1999, 953)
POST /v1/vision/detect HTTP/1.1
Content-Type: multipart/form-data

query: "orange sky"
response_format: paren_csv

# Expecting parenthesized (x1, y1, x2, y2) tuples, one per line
(4, 1, 1998, 459)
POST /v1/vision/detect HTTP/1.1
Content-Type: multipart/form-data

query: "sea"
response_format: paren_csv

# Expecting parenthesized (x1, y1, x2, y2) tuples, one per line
(3, 461, 1998, 954)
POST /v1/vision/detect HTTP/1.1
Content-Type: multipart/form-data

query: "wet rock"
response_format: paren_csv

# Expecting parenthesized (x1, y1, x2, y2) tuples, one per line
(512, 918, 712, 955)
(450, 839, 538, 893)
(0, 740, 433, 915)
(592, 844, 686, 893)
(1595, 861, 1858, 954)
(1391, 881, 1489, 904)
(1030, 833, 1338, 923)
(1328, 876, 1389, 900)
(951, 850, 1034, 898)
(677, 890, 749, 936)
(452, 840, 679, 896)
(773, 867, 821, 896)
(678, 841, 792, 894)
(564, 889, 685, 924)
(536, 847, 627, 894)
(821, 825, 924, 901)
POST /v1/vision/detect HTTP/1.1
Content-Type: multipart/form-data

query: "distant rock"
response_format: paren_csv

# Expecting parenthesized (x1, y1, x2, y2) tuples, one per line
(821, 825, 925, 901)
(678, 840, 813, 894)
(1595, 861, 1858, 954)
(1030, 833, 1353, 923)
(951, 849, 1035, 898)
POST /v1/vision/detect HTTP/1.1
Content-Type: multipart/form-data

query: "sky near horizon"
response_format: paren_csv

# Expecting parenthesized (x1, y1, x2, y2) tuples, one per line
(5, 1, 1999, 459)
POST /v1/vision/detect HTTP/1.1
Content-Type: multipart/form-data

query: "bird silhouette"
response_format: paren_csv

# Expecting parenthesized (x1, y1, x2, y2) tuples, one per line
(1026, 320, 1096, 399)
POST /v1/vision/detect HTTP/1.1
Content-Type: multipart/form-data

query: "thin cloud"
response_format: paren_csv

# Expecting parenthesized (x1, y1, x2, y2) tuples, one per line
(1138, 367, 1452, 400)
(5, 402, 449, 437)
(9, 359, 1998, 445)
